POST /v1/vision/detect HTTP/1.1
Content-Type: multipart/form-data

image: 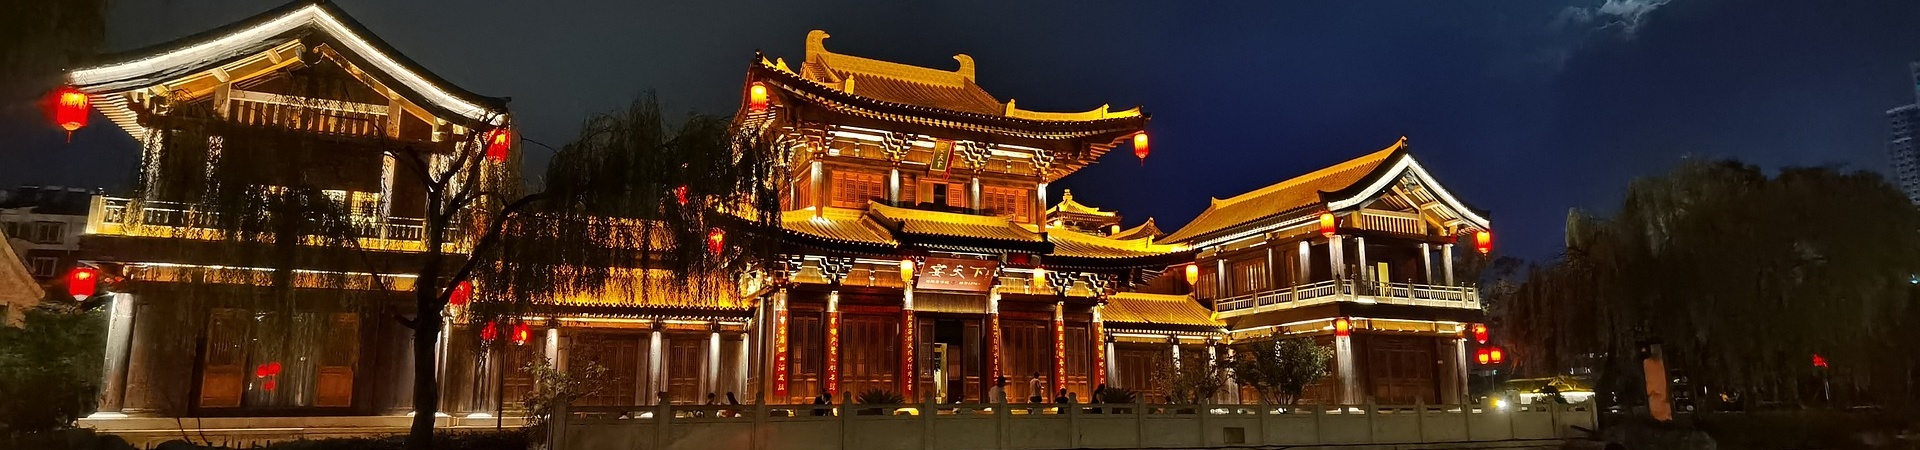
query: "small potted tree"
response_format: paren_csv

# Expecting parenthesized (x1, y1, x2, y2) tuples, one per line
(855, 388, 905, 415)
(1097, 387, 1138, 414)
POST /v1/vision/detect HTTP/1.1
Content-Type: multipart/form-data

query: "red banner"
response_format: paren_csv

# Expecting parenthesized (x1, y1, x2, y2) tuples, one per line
(773, 310, 789, 400)
(901, 310, 916, 401)
(1091, 319, 1106, 388)
(914, 257, 999, 293)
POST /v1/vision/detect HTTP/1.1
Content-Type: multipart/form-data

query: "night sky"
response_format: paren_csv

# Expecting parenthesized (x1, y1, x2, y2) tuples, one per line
(5, 0, 1919, 260)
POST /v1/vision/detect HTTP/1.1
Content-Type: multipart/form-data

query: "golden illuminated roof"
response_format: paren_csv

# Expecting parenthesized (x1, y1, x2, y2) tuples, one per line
(1104, 293, 1221, 329)
(782, 208, 897, 247)
(1109, 218, 1163, 241)
(1047, 227, 1185, 260)
(868, 202, 1044, 243)
(1161, 138, 1406, 244)
(1046, 189, 1116, 218)
(534, 268, 750, 310)
(774, 30, 1142, 123)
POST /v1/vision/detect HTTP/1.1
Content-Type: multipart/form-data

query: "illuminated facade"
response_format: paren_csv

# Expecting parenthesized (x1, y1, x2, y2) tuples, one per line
(1158, 138, 1489, 405)
(66, 1, 519, 417)
(736, 30, 1199, 404)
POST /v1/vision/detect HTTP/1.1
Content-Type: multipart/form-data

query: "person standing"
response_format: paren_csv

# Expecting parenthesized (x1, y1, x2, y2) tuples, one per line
(989, 377, 1008, 404)
(1027, 373, 1045, 403)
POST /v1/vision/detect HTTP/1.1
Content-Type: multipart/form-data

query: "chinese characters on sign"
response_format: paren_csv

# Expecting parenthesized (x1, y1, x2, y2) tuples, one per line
(912, 257, 1000, 293)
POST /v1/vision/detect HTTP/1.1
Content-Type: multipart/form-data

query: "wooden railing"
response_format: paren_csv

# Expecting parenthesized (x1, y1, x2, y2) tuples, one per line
(1357, 210, 1423, 235)
(552, 398, 1597, 450)
(227, 90, 387, 137)
(1212, 279, 1479, 315)
(89, 195, 456, 251)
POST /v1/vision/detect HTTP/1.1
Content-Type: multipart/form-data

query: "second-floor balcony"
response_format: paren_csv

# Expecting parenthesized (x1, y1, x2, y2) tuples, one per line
(1211, 278, 1479, 318)
(86, 195, 465, 253)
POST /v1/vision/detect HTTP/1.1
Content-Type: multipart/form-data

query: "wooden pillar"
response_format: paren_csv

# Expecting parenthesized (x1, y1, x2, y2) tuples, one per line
(1335, 331, 1358, 405)
(1329, 235, 1347, 280)
(826, 290, 841, 396)
(1442, 244, 1455, 285)
(1355, 236, 1369, 282)
(1036, 183, 1049, 231)
(649, 325, 664, 404)
(969, 176, 982, 214)
(889, 167, 901, 205)
(1297, 241, 1311, 282)
(810, 160, 824, 218)
(770, 289, 791, 403)
(988, 290, 1003, 387)
(1091, 304, 1107, 389)
(1420, 243, 1433, 284)
(1052, 301, 1066, 396)
(901, 287, 917, 401)
(706, 329, 721, 401)
(91, 293, 136, 417)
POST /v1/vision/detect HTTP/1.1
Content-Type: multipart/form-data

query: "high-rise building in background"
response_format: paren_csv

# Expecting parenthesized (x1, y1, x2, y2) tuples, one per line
(1886, 63, 1920, 205)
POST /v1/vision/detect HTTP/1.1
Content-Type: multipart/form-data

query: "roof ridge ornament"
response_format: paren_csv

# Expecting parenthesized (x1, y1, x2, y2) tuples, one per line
(953, 54, 976, 81)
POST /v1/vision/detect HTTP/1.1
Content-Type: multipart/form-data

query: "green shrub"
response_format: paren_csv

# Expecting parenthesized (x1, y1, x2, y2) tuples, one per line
(0, 305, 104, 437)
(855, 388, 904, 405)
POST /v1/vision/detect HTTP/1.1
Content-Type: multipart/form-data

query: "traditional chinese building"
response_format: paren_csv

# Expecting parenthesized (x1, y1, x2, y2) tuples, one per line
(65, 0, 517, 418)
(735, 31, 1201, 404)
(1157, 138, 1491, 405)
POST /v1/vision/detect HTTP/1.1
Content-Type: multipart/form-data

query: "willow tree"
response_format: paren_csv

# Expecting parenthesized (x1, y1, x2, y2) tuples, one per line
(1490, 159, 1920, 410)
(138, 66, 780, 449)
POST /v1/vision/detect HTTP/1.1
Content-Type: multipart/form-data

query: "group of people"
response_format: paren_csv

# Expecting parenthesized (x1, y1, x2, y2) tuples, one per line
(980, 373, 1113, 409)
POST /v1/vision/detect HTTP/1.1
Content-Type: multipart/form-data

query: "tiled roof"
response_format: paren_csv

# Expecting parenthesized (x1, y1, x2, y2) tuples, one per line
(1104, 293, 1220, 328)
(782, 209, 896, 247)
(1046, 189, 1115, 218)
(786, 30, 1140, 122)
(1047, 227, 1185, 260)
(1108, 218, 1163, 241)
(1161, 138, 1405, 244)
(868, 202, 1043, 243)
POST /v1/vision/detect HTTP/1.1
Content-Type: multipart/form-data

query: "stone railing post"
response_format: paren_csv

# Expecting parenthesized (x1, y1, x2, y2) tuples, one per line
(1415, 398, 1427, 443)
(1067, 396, 1080, 448)
(1312, 404, 1324, 443)
(1255, 398, 1269, 446)
(1134, 397, 1146, 448)
(997, 395, 1010, 450)
(655, 401, 671, 450)
(1364, 402, 1377, 443)
(752, 398, 767, 450)
(547, 400, 568, 450)
(921, 396, 935, 450)
(1195, 400, 1209, 448)
(840, 391, 852, 449)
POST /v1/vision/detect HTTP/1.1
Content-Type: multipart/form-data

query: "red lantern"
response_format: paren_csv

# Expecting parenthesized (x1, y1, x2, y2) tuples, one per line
(1184, 264, 1199, 285)
(899, 259, 915, 283)
(1812, 353, 1828, 368)
(749, 83, 769, 112)
(707, 228, 725, 255)
(67, 267, 100, 300)
(265, 361, 281, 376)
(1475, 347, 1491, 365)
(1132, 132, 1150, 165)
(261, 379, 278, 391)
(480, 321, 499, 341)
(674, 185, 689, 206)
(1319, 213, 1337, 237)
(1489, 346, 1505, 364)
(1334, 317, 1351, 337)
(484, 128, 511, 162)
(52, 85, 89, 138)
(449, 280, 473, 306)
(1474, 230, 1492, 255)
(512, 322, 531, 346)
(1470, 323, 1489, 344)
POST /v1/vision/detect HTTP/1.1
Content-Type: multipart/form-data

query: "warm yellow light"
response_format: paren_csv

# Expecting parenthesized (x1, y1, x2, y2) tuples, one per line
(1184, 264, 1199, 285)
(899, 259, 914, 283)
(1031, 267, 1047, 289)
(1319, 213, 1337, 237)
(749, 83, 769, 112)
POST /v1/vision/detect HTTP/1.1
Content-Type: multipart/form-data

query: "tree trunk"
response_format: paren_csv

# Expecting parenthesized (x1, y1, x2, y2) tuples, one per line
(407, 198, 448, 450)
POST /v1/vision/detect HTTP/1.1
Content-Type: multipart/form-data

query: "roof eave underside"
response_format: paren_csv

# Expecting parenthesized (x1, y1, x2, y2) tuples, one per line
(68, 1, 506, 125)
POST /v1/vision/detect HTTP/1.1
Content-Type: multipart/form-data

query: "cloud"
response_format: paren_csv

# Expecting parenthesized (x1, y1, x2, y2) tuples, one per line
(1558, 0, 1674, 38)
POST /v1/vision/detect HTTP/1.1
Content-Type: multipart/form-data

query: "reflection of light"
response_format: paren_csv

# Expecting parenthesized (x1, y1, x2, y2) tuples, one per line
(1493, 399, 1507, 410)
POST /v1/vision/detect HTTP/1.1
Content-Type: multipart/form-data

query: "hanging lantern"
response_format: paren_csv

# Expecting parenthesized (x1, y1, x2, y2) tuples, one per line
(707, 228, 726, 255)
(899, 259, 915, 283)
(51, 85, 89, 139)
(512, 322, 531, 346)
(1132, 132, 1150, 165)
(480, 322, 499, 341)
(674, 185, 689, 206)
(1474, 230, 1493, 255)
(1812, 353, 1828, 368)
(1184, 264, 1199, 285)
(1334, 317, 1351, 337)
(484, 128, 511, 162)
(1031, 267, 1047, 289)
(1475, 347, 1491, 365)
(749, 83, 770, 112)
(1470, 323, 1489, 344)
(67, 267, 100, 300)
(449, 280, 473, 306)
(1319, 213, 1337, 237)
(1489, 346, 1505, 364)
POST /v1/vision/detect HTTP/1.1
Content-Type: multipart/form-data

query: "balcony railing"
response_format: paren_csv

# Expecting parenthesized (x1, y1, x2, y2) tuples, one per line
(1212, 279, 1478, 316)
(88, 196, 461, 252)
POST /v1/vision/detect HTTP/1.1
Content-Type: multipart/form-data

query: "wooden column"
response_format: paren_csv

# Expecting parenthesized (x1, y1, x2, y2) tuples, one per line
(810, 160, 824, 218)
(1335, 331, 1358, 405)
(901, 287, 917, 401)
(826, 290, 841, 396)
(91, 293, 136, 417)
(1420, 243, 1433, 284)
(770, 289, 791, 403)
(649, 325, 664, 404)
(1442, 244, 1456, 285)
(888, 167, 901, 205)
(1356, 236, 1369, 282)
(1329, 235, 1347, 281)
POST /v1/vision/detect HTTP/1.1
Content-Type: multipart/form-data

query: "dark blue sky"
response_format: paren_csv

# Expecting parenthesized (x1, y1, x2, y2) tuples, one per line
(5, 0, 1918, 259)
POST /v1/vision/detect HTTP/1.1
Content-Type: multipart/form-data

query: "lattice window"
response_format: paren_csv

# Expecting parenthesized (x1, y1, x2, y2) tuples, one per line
(830, 170, 885, 208)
